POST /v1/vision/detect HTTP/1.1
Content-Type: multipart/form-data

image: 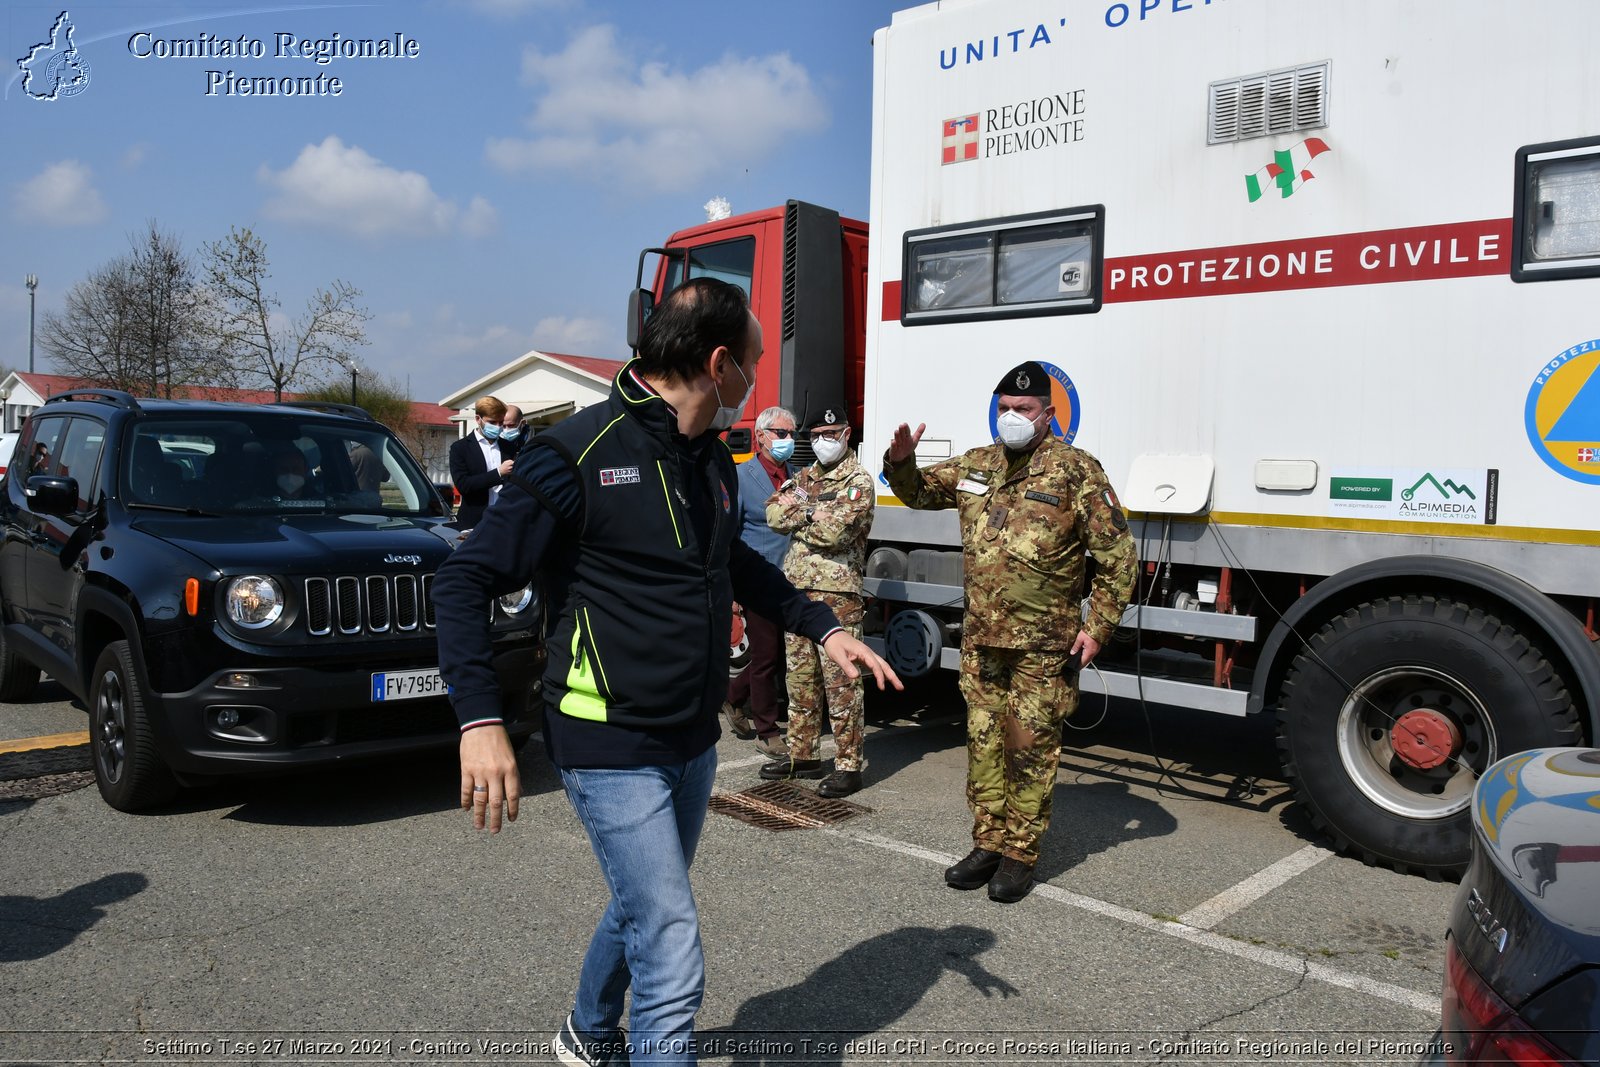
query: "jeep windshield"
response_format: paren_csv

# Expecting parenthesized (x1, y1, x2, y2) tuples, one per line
(122, 414, 448, 518)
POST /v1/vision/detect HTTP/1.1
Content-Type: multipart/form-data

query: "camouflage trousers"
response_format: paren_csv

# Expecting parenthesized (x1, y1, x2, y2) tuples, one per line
(784, 592, 865, 771)
(958, 646, 1079, 865)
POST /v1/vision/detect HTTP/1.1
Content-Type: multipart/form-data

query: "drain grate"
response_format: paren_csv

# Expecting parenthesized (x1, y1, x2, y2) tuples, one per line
(708, 780, 869, 831)
(0, 769, 96, 802)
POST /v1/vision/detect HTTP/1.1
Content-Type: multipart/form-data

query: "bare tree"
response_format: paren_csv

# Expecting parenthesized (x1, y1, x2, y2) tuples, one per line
(39, 222, 228, 396)
(203, 227, 369, 402)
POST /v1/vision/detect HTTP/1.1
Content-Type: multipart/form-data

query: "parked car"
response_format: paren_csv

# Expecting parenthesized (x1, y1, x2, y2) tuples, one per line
(0, 430, 19, 481)
(0, 389, 542, 811)
(1440, 747, 1600, 1065)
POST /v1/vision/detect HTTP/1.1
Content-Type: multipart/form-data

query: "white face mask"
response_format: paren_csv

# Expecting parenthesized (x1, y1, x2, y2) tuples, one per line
(995, 409, 1043, 450)
(710, 356, 754, 432)
(277, 473, 306, 495)
(812, 437, 847, 466)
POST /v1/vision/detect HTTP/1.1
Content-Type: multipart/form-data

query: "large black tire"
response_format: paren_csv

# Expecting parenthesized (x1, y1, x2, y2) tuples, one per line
(1277, 595, 1582, 878)
(90, 640, 177, 812)
(0, 626, 40, 702)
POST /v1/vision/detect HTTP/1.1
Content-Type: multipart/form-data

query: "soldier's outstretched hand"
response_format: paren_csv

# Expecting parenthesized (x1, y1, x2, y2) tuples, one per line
(821, 631, 904, 691)
(886, 422, 926, 464)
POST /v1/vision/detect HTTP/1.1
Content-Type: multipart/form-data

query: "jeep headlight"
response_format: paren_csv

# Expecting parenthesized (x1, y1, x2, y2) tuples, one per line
(225, 575, 285, 628)
(498, 584, 534, 615)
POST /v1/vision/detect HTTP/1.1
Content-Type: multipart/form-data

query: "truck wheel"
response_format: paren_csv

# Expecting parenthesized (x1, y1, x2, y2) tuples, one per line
(90, 641, 176, 812)
(1277, 595, 1581, 878)
(0, 627, 40, 702)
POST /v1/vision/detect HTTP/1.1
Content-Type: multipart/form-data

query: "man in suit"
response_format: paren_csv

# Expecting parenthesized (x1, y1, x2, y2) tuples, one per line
(449, 395, 515, 528)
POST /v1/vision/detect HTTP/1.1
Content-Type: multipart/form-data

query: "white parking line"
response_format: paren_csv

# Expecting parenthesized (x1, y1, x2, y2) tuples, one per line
(825, 826, 1440, 1018)
(1179, 844, 1336, 929)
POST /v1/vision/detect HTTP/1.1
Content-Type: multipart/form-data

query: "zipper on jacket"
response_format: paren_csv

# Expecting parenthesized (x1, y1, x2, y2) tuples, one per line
(655, 459, 684, 549)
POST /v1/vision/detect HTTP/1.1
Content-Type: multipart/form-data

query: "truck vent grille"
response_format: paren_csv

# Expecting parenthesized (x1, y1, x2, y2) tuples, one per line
(781, 200, 799, 343)
(1208, 61, 1328, 144)
(304, 575, 435, 637)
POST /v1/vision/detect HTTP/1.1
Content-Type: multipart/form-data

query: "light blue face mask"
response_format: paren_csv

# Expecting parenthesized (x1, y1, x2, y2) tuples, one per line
(768, 437, 795, 463)
(500, 426, 522, 443)
(483, 423, 502, 440)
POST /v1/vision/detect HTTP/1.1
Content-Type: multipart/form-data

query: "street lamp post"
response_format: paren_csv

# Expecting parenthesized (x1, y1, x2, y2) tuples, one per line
(346, 358, 359, 405)
(25, 275, 38, 375)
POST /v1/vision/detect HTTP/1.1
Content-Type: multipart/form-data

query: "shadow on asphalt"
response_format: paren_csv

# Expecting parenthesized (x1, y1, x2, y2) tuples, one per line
(861, 667, 1342, 862)
(139, 744, 565, 826)
(0, 872, 149, 962)
(704, 924, 1015, 1066)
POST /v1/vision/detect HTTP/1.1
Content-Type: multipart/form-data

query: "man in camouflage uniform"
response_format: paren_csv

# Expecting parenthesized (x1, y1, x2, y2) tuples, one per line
(883, 361, 1136, 902)
(760, 404, 876, 798)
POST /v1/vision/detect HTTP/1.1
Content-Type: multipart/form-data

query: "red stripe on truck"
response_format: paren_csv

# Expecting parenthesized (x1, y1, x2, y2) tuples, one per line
(1103, 218, 1511, 303)
(880, 219, 1508, 320)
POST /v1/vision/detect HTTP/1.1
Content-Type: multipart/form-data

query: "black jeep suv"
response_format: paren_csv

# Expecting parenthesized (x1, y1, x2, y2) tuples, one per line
(0, 390, 540, 811)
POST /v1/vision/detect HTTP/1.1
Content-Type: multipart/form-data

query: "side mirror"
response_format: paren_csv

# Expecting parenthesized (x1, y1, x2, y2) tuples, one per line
(626, 288, 654, 351)
(26, 475, 79, 516)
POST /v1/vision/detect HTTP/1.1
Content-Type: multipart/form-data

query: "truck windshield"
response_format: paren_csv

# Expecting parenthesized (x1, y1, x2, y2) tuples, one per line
(121, 415, 445, 518)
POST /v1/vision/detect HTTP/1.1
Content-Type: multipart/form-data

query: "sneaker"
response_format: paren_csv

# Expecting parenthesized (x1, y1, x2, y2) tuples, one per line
(944, 848, 1003, 890)
(753, 734, 789, 758)
(758, 757, 824, 781)
(987, 857, 1036, 903)
(556, 1012, 628, 1067)
(816, 769, 863, 798)
(722, 702, 755, 740)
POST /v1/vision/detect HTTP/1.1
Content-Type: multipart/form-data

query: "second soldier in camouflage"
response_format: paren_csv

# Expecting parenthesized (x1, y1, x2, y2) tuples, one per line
(760, 403, 876, 799)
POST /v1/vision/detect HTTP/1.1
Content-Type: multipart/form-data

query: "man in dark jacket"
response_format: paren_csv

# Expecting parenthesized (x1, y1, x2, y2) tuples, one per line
(433, 278, 898, 1067)
(447, 395, 514, 528)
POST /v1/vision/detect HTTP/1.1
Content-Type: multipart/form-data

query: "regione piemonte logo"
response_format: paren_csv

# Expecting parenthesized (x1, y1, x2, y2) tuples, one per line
(942, 114, 980, 165)
(17, 10, 92, 101)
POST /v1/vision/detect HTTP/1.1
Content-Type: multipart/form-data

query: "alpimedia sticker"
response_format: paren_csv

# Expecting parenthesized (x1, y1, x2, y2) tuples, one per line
(1329, 468, 1499, 526)
(1525, 339, 1600, 486)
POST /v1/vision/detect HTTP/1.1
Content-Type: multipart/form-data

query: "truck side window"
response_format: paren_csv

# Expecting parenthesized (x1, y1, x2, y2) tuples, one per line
(1513, 136, 1600, 282)
(903, 206, 1104, 324)
(664, 237, 756, 298)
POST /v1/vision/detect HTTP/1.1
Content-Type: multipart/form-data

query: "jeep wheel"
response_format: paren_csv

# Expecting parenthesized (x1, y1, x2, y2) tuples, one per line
(90, 641, 176, 812)
(1277, 596, 1581, 878)
(0, 626, 40, 702)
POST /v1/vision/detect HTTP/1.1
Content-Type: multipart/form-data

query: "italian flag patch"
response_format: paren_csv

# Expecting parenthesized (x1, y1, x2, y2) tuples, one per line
(847, 487, 863, 501)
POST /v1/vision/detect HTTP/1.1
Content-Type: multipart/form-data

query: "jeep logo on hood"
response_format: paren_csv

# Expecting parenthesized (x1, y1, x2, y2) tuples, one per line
(384, 554, 423, 566)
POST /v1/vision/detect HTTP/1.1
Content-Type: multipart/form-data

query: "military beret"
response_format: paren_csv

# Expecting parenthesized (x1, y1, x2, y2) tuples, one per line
(805, 401, 849, 429)
(994, 361, 1050, 398)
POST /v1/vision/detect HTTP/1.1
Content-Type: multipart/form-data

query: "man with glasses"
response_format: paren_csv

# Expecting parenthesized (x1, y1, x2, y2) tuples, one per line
(724, 406, 798, 758)
(760, 404, 876, 798)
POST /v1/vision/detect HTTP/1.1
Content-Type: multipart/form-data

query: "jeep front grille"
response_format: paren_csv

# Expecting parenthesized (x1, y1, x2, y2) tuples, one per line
(304, 574, 434, 637)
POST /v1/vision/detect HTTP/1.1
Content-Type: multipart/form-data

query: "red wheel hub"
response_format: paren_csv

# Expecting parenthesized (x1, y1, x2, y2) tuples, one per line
(1391, 709, 1461, 771)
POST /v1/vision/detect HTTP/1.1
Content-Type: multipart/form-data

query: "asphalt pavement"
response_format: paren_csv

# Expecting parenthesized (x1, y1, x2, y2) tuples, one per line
(0, 675, 1458, 1066)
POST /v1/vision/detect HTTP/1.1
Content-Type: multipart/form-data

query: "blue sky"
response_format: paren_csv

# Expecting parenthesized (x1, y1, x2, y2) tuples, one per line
(2, 0, 903, 403)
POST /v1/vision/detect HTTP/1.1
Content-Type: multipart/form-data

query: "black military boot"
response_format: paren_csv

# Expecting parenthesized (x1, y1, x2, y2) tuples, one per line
(944, 848, 1003, 890)
(816, 769, 862, 798)
(759, 757, 824, 781)
(987, 857, 1035, 903)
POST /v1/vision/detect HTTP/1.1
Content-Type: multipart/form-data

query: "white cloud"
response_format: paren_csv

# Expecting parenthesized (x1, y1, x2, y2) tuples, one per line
(11, 160, 107, 224)
(120, 143, 151, 170)
(486, 25, 827, 193)
(455, 0, 569, 17)
(259, 136, 496, 239)
(531, 315, 611, 354)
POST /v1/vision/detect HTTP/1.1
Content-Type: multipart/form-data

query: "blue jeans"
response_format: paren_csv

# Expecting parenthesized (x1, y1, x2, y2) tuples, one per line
(559, 745, 717, 1066)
